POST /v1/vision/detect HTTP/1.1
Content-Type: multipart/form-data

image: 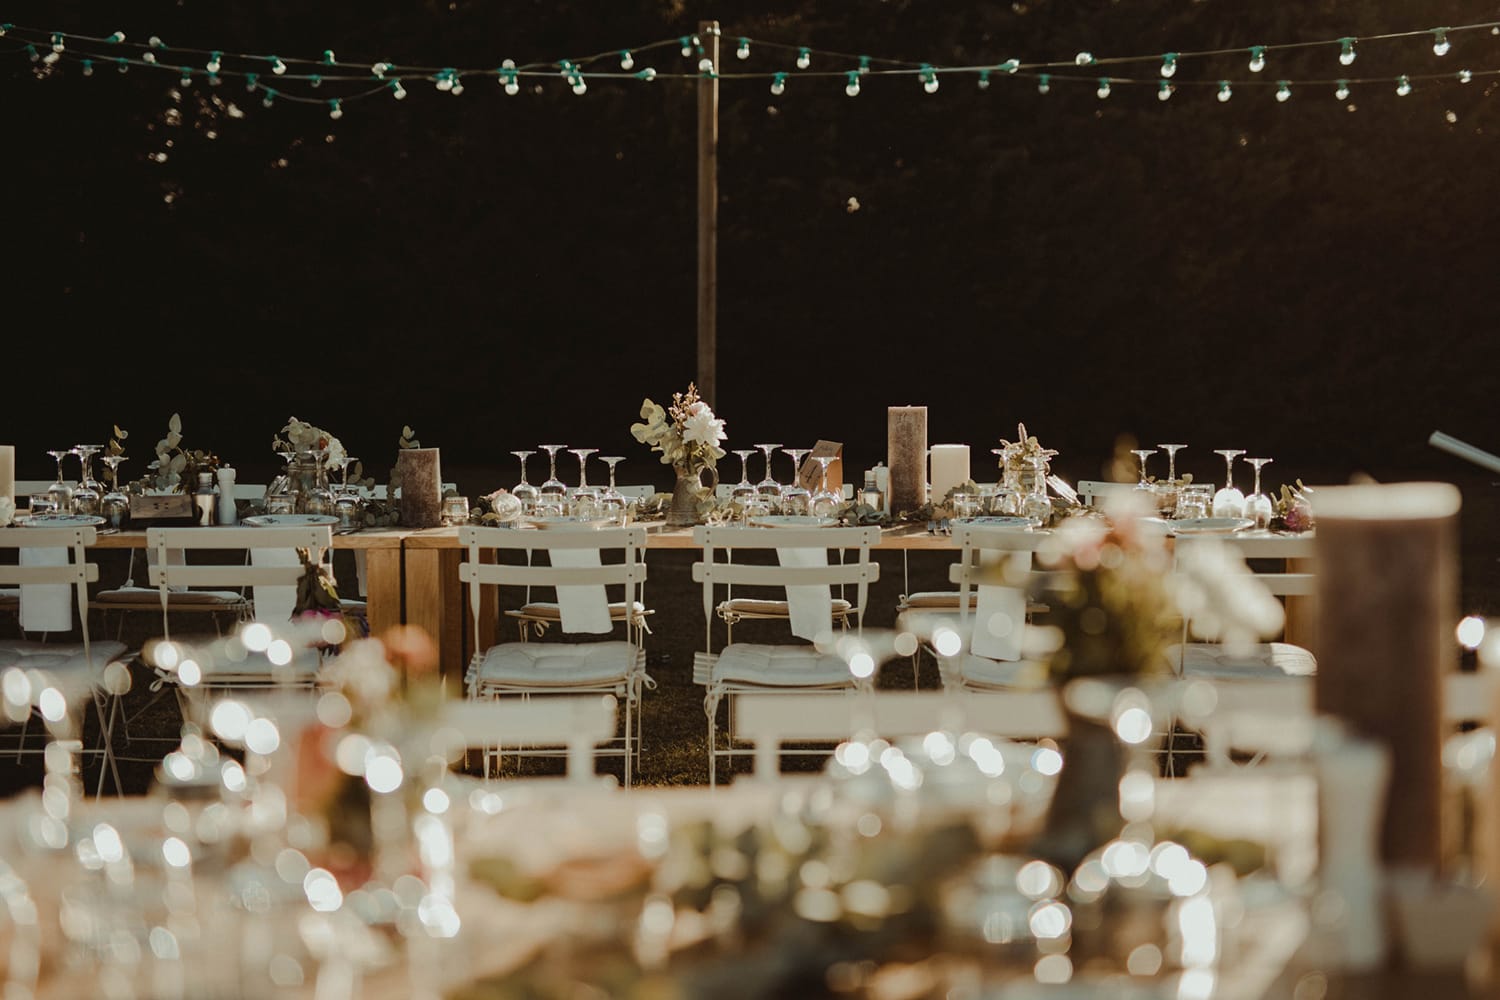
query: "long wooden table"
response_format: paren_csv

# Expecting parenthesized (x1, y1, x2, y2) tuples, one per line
(82, 524, 1316, 689)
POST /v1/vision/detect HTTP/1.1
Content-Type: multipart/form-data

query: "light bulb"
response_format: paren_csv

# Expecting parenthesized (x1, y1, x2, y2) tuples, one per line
(245, 72, 258, 91)
(1037, 73, 1051, 94)
(737, 38, 750, 60)
(1459, 69, 1473, 83)
(1161, 52, 1177, 78)
(309, 74, 322, 88)
(391, 80, 407, 100)
(924, 75, 939, 93)
(1433, 29, 1450, 57)
(51, 33, 63, 53)
(373, 61, 390, 78)
(771, 72, 786, 95)
(1075, 52, 1094, 66)
(1276, 81, 1291, 102)
(845, 71, 860, 97)
(1396, 75, 1412, 96)
(1096, 78, 1111, 99)
(638, 67, 657, 81)
(1248, 46, 1266, 73)
(571, 78, 587, 95)
(859, 55, 871, 75)
(180, 68, 192, 87)
(1339, 38, 1356, 66)
(796, 48, 811, 70)
(620, 50, 634, 70)
(1335, 80, 1350, 100)
(117, 58, 129, 73)
(450, 79, 463, 95)
(1157, 80, 1172, 101)
(323, 50, 336, 65)
(698, 58, 713, 73)
(148, 36, 163, 48)
(270, 56, 286, 75)
(504, 78, 519, 95)
(142, 52, 156, 64)
(107, 31, 124, 43)
(206, 52, 221, 73)
(81, 59, 93, 76)
(1001, 59, 1020, 74)
(262, 92, 275, 108)
(1217, 81, 1232, 102)
(977, 69, 991, 90)
(328, 99, 342, 119)
(436, 73, 452, 91)
(680, 36, 695, 58)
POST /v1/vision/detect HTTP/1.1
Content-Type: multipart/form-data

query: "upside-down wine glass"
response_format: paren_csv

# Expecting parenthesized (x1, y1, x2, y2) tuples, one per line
(510, 450, 540, 513)
(538, 445, 568, 497)
(755, 444, 783, 499)
(810, 454, 841, 517)
(334, 454, 362, 529)
(1154, 443, 1186, 518)
(598, 456, 629, 525)
(1242, 458, 1274, 530)
(1212, 449, 1246, 518)
(731, 449, 757, 501)
(71, 444, 103, 515)
(780, 447, 811, 516)
(1131, 449, 1157, 492)
(46, 448, 74, 512)
(569, 448, 599, 518)
(100, 455, 129, 529)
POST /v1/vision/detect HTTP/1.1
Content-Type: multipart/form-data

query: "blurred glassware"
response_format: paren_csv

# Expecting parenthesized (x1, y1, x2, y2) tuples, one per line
(1174, 483, 1213, 519)
(1131, 448, 1157, 495)
(952, 492, 981, 519)
(538, 445, 567, 498)
(1212, 449, 1247, 518)
(46, 449, 74, 511)
(780, 448, 811, 516)
(569, 448, 600, 518)
(510, 450, 540, 514)
(100, 454, 130, 529)
(731, 449, 757, 502)
(1020, 457, 1053, 526)
(70, 444, 103, 515)
(598, 456, 630, 525)
(442, 495, 470, 526)
(755, 443, 783, 502)
(810, 454, 842, 517)
(1242, 458, 1275, 529)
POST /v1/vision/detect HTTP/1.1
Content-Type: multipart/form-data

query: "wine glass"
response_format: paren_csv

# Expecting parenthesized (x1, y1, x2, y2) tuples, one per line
(810, 454, 841, 517)
(569, 448, 600, 518)
(598, 457, 629, 525)
(100, 455, 129, 529)
(334, 454, 362, 529)
(1131, 449, 1157, 491)
(1212, 449, 1246, 518)
(1243, 458, 1275, 529)
(755, 444, 783, 498)
(71, 444, 103, 515)
(731, 449, 757, 501)
(538, 445, 568, 497)
(510, 450, 540, 513)
(780, 448, 811, 516)
(46, 448, 74, 511)
(1154, 443, 1186, 517)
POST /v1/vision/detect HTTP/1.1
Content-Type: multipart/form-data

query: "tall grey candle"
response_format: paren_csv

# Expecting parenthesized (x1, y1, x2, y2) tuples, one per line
(887, 406, 928, 515)
(1312, 481, 1460, 870)
(397, 447, 444, 529)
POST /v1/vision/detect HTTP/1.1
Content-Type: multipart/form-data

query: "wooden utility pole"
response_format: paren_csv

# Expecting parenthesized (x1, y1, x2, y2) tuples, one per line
(696, 20, 720, 403)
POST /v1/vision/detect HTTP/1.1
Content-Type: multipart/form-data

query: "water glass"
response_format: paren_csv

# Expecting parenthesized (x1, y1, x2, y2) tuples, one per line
(443, 495, 471, 526)
(952, 492, 981, 519)
(267, 493, 296, 516)
(1174, 484, 1213, 519)
(28, 493, 58, 518)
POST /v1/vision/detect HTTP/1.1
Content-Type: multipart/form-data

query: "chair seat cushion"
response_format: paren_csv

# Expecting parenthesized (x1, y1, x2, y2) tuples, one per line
(954, 653, 1051, 690)
(509, 601, 648, 622)
(899, 591, 979, 610)
(470, 640, 640, 689)
(0, 639, 131, 702)
(1165, 642, 1317, 680)
(96, 587, 247, 607)
(718, 598, 852, 618)
(712, 643, 856, 687)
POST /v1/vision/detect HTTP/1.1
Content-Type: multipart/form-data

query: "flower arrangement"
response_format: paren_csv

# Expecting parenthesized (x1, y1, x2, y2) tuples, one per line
(630, 382, 727, 481)
(128, 413, 219, 492)
(271, 416, 349, 471)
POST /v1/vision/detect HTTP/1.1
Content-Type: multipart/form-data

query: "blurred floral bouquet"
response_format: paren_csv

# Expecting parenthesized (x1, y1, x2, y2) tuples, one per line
(631, 382, 727, 481)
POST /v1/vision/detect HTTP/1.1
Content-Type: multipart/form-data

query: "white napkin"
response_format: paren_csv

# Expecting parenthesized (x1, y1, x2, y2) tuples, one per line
(19, 546, 71, 632)
(777, 546, 832, 642)
(551, 546, 611, 634)
(250, 547, 300, 625)
(970, 551, 1029, 662)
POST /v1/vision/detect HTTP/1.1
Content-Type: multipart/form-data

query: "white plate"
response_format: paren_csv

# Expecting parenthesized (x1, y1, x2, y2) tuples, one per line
(242, 514, 340, 527)
(525, 516, 614, 530)
(953, 516, 1033, 530)
(22, 513, 106, 528)
(747, 515, 836, 528)
(1170, 517, 1254, 535)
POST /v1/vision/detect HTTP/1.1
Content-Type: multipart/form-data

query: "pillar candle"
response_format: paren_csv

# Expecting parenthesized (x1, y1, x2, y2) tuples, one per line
(397, 447, 444, 529)
(1312, 481, 1460, 870)
(887, 406, 928, 514)
(0, 445, 12, 502)
(929, 444, 971, 505)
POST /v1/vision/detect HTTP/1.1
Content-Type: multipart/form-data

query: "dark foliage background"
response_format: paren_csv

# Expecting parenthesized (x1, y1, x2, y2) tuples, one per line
(4, 0, 1499, 504)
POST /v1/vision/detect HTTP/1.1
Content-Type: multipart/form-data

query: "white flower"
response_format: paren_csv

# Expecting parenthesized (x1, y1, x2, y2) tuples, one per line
(1168, 536, 1285, 654)
(681, 405, 726, 448)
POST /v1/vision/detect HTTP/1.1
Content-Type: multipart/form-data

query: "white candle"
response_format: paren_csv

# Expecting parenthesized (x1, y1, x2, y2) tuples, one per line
(0, 445, 12, 502)
(929, 444, 971, 505)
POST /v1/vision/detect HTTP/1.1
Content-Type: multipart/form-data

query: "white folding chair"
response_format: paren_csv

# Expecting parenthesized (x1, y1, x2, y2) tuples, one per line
(691, 524, 880, 787)
(436, 695, 621, 786)
(734, 688, 1067, 781)
(0, 525, 131, 797)
(459, 525, 651, 787)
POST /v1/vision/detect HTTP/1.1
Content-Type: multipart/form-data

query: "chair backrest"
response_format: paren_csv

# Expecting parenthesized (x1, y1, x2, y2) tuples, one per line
(734, 688, 1067, 779)
(435, 694, 620, 783)
(690, 525, 880, 652)
(146, 525, 333, 638)
(1077, 480, 1139, 508)
(1214, 532, 1317, 598)
(458, 525, 649, 650)
(0, 525, 101, 657)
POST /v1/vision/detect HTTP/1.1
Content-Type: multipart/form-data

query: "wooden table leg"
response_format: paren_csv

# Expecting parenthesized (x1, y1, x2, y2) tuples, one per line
(1284, 557, 1316, 654)
(363, 547, 404, 640)
(404, 547, 465, 697)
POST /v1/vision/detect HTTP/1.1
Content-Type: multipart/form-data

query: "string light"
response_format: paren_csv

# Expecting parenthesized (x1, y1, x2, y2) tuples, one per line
(845, 70, 860, 97)
(736, 38, 750, 60)
(390, 79, 407, 100)
(371, 61, 390, 78)
(859, 55, 871, 75)
(770, 71, 786, 95)
(977, 68, 991, 90)
(328, 98, 342, 119)
(1335, 79, 1350, 100)
(1217, 80, 1232, 102)
(499, 59, 519, 95)
(206, 51, 221, 73)
(678, 35, 698, 58)
(697, 57, 714, 75)
(1160, 52, 1178, 78)
(1432, 28, 1450, 56)
(309, 74, 323, 88)
(81, 58, 93, 76)
(1339, 37, 1357, 65)
(1157, 80, 1173, 101)
(115, 57, 128, 73)
(1276, 80, 1291, 102)
(179, 66, 192, 87)
(1075, 52, 1095, 66)
(636, 67, 657, 81)
(1459, 69, 1473, 83)
(619, 49, 634, 70)
(796, 47, 811, 70)
(999, 58, 1020, 74)
(323, 50, 336, 66)
(1248, 46, 1266, 72)
(921, 64, 939, 93)
(1096, 77, 1111, 99)
(261, 87, 276, 108)
(1396, 74, 1412, 95)
(24, 44, 37, 63)
(245, 72, 258, 91)
(269, 55, 286, 75)
(105, 30, 124, 43)
(50, 32, 63, 53)
(1037, 73, 1051, 94)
